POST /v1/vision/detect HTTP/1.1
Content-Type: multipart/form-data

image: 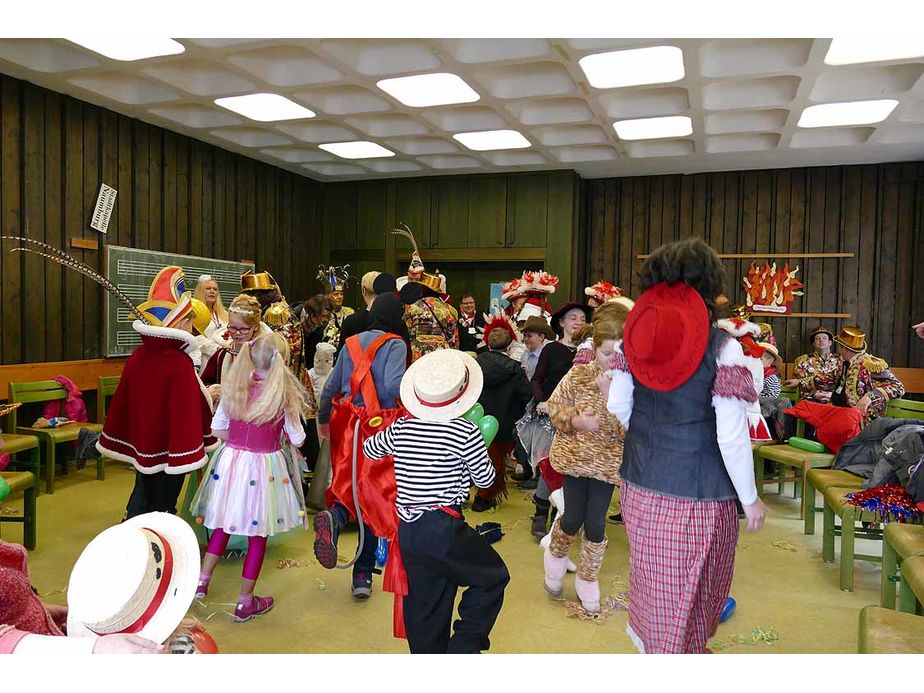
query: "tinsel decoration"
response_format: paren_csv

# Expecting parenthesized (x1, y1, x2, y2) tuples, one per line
(1, 235, 149, 323)
(845, 484, 921, 523)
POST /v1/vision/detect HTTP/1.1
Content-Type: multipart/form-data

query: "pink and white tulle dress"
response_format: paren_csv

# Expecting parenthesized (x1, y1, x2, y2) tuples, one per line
(190, 400, 307, 537)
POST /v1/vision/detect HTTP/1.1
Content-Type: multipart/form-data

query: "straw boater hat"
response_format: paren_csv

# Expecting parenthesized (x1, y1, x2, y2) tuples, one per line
(622, 282, 710, 392)
(67, 512, 199, 645)
(757, 341, 782, 369)
(400, 349, 484, 422)
(834, 326, 867, 352)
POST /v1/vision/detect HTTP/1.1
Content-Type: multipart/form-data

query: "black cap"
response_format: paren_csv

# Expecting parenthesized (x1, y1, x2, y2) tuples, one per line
(372, 272, 397, 295)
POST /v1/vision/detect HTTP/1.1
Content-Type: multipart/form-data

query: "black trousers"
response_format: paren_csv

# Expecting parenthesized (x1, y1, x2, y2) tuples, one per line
(398, 510, 510, 654)
(559, 475, 615, 543)
(300, 420, 320, 473)
(124, 471, 186, 519)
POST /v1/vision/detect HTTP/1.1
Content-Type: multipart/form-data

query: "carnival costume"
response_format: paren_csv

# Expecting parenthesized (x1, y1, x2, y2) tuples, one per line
(190, 378, 307, 536)
(793, 327, 842, 401)
(501, 270, 559, 325)
(584, 279, 622, 305)
(608, 281, 760, 654)
(393, 226, 459, 361)
(831, 327, 905, 422)
(716, 318, 773, 442)
(318, 264, 355, 350)
(241, 270, 303, 377)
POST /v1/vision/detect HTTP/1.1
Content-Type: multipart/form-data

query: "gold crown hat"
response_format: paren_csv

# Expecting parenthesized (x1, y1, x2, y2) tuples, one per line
(263, 300, 293, 328)
(392, 223, 445, 293)
(240, 270, 278, 292)
(730, 302, 752, 320)
(316, 265, 352, 293)
(834, 325, 867, 352)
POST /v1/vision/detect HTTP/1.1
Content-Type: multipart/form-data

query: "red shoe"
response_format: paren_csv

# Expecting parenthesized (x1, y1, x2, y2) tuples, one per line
(233, 595, 274, 623)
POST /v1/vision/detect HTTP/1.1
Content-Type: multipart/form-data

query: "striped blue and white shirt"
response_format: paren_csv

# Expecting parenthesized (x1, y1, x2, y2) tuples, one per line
(362, 416, 495, 522)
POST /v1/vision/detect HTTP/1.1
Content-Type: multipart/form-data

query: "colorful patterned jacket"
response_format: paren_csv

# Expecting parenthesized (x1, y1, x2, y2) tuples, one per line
(831, 351, 905, 422)
(403, 298, 459, 362)
(793, 351, 841, 400)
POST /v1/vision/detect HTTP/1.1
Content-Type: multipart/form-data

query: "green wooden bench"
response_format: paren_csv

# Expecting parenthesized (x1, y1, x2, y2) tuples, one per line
(858, 605, 924, 653)
(4, 381, 104, 494)
(884, 398, 924, 419)
(803, 468, 864, 536)
(0, 433, 42, 491)
(898, 555, 924, 615)
(0, 470, 37, 549)
(881, 524, 924, 609)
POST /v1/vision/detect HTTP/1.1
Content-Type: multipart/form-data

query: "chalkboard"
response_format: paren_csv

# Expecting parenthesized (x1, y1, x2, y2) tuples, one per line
(105, 245, 254, 358)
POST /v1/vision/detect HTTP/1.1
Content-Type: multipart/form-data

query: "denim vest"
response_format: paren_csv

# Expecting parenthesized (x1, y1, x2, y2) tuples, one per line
(620, 328, 738, 501)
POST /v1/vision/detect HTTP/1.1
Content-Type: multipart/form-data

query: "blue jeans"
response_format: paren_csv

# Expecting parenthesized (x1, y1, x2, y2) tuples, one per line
(331, 502, 378, 577)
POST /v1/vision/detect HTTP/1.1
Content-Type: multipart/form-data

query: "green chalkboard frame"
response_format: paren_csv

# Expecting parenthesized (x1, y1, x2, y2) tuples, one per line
(104, 245, 254, 358)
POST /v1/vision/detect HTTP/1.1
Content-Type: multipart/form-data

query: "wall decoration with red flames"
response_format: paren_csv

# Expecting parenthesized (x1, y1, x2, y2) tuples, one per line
(742, 261, 804, 314)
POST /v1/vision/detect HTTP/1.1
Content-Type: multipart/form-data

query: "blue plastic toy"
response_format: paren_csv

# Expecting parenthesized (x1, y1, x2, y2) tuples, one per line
(375, 537, 389, 568)
(719, 596, 736, 623)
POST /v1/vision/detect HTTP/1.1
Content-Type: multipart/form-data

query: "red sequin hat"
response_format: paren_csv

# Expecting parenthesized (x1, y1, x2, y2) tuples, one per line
(622, 282, 710, 392)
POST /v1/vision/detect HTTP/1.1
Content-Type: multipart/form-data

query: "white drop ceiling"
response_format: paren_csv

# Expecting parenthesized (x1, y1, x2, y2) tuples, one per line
(1, 37, 923, 182)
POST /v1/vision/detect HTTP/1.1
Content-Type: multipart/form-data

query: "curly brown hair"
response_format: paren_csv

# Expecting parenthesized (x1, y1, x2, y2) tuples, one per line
(638, 238, 726, 320)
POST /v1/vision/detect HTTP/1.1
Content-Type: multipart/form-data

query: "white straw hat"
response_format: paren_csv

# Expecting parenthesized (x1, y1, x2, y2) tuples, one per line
(400, 349, 484, 422)
(66, 512, 200, 644)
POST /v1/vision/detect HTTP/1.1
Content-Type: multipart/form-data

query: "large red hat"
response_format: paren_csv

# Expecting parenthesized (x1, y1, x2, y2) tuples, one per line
(622, 282, 710, 392)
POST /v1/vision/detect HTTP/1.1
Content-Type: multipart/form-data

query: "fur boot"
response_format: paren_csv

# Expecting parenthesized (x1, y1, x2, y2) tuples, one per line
(575, 536, 608, 613)
(543, 519, 577, 597)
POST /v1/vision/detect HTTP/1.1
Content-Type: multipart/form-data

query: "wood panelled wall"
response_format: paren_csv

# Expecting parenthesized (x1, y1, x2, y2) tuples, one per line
(0, 74, 323, 365)
(579, 163, 924, 368)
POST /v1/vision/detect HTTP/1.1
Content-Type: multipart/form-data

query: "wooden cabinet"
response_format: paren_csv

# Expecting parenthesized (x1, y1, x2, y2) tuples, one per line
(355, 181, 387, 250)
(324, 184, 357, 251)
(433, 178, 469, 248)
(394, 179, 432, 248)
(467, 177, 507, 248)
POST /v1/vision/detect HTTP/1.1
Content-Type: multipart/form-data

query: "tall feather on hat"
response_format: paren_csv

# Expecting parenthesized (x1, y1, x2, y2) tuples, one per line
(392, 223, 445, 293)
(1, 235, 150, 324)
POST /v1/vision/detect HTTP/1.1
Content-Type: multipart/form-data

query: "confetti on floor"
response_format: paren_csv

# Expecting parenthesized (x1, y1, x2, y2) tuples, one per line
(315, 578, 327, 591)
(771, 541, 798, 552)
(277, 558, 305, 569)
(562, 593, 628, 623)
(711, 626, 780, 651)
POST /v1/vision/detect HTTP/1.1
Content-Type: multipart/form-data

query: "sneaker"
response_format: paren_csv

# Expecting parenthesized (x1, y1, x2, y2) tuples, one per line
(233, 595, 274, 623)
(607, 513, 623, 525)
(75, 428, 100, 470)
(351, 571, 373, 600)
(470, 495, 495, 513)
(195, 581, 209, 600)
(312, 509, 340, 569)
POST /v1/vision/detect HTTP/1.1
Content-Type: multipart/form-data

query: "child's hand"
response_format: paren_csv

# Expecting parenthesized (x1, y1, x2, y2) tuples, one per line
(571, 411, 600, 432)
(743, 498, 768, 532)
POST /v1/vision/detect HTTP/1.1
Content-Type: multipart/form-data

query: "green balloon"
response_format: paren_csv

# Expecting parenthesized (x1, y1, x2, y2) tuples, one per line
(477, 415, 499, 447)
(462, 403, 485, 423)
(0, 475, 9, 502)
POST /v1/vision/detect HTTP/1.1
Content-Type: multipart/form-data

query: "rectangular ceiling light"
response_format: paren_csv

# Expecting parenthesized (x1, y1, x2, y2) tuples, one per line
(452, 129, 531, 151)
(215, 94, 315, 122)
(614, 115, 692, 140)
(318, 141, 395, 159)
(66, 38, 185, 62)
(377, 73, 480, 108)
(579, 46, 685, 89)
(798, 100, 898, 128)
(825, 38, 924, 65)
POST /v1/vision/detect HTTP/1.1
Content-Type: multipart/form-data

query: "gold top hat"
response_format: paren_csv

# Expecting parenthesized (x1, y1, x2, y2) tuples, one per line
(834, 326, 867, 352)
(240, 270, 278, 292)
(413, 271, 444, 293)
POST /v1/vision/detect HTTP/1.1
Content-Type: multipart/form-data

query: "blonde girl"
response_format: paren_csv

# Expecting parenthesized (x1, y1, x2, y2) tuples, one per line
(190, 332, 310, 623)
(200, 293, 263, 401)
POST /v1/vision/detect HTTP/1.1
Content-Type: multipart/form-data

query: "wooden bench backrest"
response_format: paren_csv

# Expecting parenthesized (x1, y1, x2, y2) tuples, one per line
(5, 381, 68, 432)
(0, 359, 128, 400)
(885, 398, 924, 419)
(97, 375, 121, 424)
